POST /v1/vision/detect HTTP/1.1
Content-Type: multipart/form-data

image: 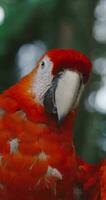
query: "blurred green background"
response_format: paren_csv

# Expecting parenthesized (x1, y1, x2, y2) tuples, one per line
(0, 0, 106, 163)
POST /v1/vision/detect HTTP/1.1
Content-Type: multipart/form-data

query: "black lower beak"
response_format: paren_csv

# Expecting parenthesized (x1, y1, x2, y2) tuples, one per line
(43, 72, 62, 117)
(43, 83, 57, 115)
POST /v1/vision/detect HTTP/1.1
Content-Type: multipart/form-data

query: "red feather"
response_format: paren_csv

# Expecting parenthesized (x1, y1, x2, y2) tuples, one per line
(47, 49, 92, 83)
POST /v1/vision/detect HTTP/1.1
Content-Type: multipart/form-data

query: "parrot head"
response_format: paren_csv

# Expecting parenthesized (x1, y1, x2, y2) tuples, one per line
(32, 49, 92, 122)
(3, 49, 92, 124)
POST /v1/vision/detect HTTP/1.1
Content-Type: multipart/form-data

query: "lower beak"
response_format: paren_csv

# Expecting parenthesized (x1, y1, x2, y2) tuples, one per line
(43, 72, 62, 117)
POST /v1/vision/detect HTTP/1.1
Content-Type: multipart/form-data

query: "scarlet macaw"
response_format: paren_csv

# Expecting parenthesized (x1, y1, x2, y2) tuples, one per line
(0, 49, 92, 200)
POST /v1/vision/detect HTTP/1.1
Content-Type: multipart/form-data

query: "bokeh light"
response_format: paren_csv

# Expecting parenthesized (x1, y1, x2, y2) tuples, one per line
(85, 92, 96, 113)
(16, 41, 47, 77)
(0, 6, 5, 25)
(94, 84, 106, 114)
(93, 57, 106, 76)
(93, 0, 106, 43)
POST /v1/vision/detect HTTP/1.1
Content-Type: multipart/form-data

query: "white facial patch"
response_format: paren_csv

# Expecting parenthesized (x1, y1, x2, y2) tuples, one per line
(33, 56, 53, 104)
(55, 70, 82, 120)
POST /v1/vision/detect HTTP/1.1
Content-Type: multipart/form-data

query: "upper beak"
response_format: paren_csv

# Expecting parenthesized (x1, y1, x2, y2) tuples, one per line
(43, 70, 84, 123)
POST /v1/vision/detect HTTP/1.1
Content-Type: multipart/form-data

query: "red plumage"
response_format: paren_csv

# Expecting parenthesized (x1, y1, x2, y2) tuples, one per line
(47, 49, 92, 83)
(77, 158, 101, 200)
(81, 159, 106, 200)
(0, 49, 92, 200)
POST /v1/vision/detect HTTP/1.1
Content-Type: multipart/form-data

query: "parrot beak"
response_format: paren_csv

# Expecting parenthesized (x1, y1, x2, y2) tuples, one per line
(43, 70, 84, 122)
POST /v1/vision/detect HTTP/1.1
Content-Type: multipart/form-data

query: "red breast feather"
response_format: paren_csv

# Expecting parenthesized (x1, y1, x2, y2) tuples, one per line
(0, 108, 77, 200)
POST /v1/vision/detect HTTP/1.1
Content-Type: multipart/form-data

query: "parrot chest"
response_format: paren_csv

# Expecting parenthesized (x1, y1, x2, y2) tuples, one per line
(0, 109, 77, 200)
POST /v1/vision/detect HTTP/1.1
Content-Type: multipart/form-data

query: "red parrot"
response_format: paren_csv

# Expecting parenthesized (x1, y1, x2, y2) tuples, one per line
(0, 49, 92, 200)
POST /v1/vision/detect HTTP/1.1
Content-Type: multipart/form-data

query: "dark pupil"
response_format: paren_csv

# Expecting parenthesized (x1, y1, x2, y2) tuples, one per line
(41, 61, 45, 68)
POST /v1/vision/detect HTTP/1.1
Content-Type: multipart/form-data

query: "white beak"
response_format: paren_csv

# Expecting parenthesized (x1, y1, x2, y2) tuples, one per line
(55, 70, 84, 121)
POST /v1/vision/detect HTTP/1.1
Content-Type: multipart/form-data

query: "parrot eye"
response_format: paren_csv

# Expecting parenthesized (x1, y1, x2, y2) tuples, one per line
(41, 61, 45, 69)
